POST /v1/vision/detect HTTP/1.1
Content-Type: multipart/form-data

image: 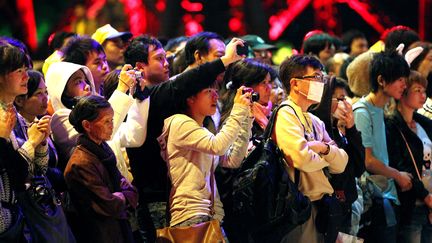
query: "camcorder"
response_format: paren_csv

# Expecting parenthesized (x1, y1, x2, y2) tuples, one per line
(242, 87, 260, 102)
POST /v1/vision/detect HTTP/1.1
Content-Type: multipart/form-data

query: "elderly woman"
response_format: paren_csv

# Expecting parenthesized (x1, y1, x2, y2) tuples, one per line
(65, 95, 138, 243)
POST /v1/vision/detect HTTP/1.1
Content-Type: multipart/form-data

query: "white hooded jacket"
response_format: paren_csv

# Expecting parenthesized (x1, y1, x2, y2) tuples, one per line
(45, 62, 146, 177)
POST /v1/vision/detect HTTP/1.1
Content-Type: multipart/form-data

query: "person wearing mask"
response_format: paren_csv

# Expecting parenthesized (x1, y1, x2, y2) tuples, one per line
(276, 54, 348, 243)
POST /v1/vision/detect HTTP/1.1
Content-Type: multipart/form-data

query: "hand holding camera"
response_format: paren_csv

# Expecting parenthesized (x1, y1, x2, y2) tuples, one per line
(117, 64, 137, 94)
(242, 87, 260, 103)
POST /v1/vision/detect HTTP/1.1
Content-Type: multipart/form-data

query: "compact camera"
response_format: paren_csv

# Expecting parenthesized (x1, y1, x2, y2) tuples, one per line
(242, 87, 260, 102)
(132, 70, 150, 100)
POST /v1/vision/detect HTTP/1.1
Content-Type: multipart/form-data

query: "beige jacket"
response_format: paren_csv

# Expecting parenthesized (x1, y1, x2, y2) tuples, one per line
(158, 103, 253, 226)
(273, 99, 348, 201)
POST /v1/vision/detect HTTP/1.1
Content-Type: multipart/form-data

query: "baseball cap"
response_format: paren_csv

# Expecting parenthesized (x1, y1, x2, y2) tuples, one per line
(241, 35, 276, 51)
(91, 24, 132, 44)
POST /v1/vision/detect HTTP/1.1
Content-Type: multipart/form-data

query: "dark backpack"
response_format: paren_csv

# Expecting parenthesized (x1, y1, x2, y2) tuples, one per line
(230, 104, 311, 241)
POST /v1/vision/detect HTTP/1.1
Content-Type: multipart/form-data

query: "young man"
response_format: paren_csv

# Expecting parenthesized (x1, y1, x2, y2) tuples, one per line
(124, 35, 245, 242)
(275, 54, 348, 243)
(92, 24, 132, 71)
(62, 37, 110, 94)
(353, 51, 411, 242)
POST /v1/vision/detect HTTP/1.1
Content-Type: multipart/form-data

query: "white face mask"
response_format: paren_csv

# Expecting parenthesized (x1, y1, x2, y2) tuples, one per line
(299, 80, 324, 103)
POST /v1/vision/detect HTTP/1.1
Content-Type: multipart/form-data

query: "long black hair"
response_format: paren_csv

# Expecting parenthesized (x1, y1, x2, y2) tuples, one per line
(219, 58, 271, 126)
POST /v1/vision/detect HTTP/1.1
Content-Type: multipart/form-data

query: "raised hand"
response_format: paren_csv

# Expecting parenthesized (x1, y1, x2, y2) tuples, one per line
(221, 37, 245, 67)
(0, 104, 16, 139)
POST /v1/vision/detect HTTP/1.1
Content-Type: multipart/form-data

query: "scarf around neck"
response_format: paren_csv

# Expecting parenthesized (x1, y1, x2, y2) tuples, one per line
(77, 135, 121, 192)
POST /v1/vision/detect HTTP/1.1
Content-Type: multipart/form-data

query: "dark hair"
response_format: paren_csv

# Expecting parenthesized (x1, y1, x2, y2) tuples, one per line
(103, 69, 121, 99)
(302, 33, 339, 56)
(0, 43, 30, 76)
(164, 36, 188, 53)
(62, 36, 105, 65)
(341, 30, 366, 54)
(184, 32, 224, 66)
(170, 48, 188, 76)
(48, 31, 76, 52)
(69, 95, 111, 133)
(384, 26, 420, 54)
(219, 59, 271, 125)
(14, 70, 44, 109)
(124, 35, 163, 66)
(370, 51, 410, 92)
(26, 70, 44, 97)
(279, 54, 323, 94)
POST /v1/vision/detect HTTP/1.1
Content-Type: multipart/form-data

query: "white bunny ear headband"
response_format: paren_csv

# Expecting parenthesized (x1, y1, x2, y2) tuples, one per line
(395, 43, 424, 67)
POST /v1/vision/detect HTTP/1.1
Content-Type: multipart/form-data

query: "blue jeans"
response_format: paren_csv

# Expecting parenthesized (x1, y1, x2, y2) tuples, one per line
(398, 205, 432, 243)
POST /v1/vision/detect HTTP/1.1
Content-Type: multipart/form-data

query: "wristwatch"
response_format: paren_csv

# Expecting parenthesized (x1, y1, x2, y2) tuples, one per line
(321, 143, 330, 155)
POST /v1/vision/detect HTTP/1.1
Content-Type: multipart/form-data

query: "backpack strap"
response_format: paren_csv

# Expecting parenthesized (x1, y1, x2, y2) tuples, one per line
(262, 104, 289, 140)
(353, 103, 373, 132)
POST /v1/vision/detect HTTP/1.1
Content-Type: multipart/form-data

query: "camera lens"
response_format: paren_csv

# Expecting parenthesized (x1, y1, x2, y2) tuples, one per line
(251, 92, 260, 102)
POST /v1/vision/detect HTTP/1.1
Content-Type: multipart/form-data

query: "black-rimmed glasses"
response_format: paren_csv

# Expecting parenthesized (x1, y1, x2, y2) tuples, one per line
(293, 74, 326, 83)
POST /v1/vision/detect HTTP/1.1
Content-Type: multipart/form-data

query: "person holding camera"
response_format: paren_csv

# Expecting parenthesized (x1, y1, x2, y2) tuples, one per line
(125, 34, 245, 242)
(157, 84, 252, 240)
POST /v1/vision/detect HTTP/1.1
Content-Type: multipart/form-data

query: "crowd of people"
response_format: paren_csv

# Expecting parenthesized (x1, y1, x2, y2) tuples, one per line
(0, 23, 432, 243)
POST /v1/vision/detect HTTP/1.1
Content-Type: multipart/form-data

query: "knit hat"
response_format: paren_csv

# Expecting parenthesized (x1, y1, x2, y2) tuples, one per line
(346, 51, 374, 97)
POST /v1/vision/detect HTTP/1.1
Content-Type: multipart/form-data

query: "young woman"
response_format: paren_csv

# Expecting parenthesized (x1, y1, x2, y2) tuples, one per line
(310, 77, 365, 237)
(12, 70, 75, 242)
(14, 70, 63, 188)
(65, 95, 138, 243)
(386, 70, 432, 243)
(157, 85, 252, 239)
(220, 58, 272, 140)
(0, 41, 32, 242)
(0, 42, 70, 242)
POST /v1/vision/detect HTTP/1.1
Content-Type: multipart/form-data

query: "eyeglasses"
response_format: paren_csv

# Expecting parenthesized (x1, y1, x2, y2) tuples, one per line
(294, 74, 326, 83)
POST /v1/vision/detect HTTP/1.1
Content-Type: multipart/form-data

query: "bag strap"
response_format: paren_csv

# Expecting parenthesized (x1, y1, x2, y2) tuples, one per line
(397, 128, 422, 180)
(262, 104, 289, 140)
(209, 158, 215, 216)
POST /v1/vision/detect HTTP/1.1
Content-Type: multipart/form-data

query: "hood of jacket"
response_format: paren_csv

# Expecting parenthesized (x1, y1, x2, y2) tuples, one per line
(45, 61, 95, 111)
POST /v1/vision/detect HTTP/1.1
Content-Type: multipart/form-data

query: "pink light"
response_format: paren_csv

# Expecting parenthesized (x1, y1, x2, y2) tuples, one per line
(229, 18, 242, 32)
(155, 0, 166, 12)
(16, 0, 37, 50)
(120, 0, 147, 36)
(181, 0, 203, 12)
(185, 20, 203, 36)
(269, 0, 311, 40)
(86, 0, 106, 19)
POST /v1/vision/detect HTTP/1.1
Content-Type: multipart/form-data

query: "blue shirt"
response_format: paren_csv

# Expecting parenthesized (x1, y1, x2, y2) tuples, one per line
(353, 97, 399, 203)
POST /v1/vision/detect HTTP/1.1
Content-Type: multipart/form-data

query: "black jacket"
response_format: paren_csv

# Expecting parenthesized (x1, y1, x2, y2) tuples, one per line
(330, 124, 365, 204)
(126, 59, 226, 202)
(385, 111, 432, 224)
